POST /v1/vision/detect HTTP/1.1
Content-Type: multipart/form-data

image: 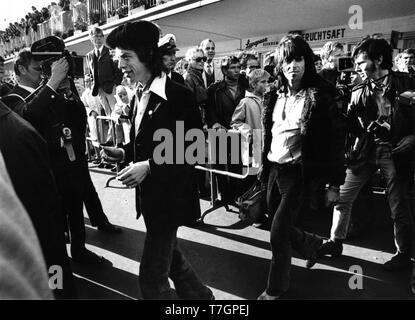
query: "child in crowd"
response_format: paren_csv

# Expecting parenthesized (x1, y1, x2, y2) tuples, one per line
(231, 68, 270, 168)
(111, 85, 132, 147)
(231, 69, 270, 226)
(81, 75, 103, 163)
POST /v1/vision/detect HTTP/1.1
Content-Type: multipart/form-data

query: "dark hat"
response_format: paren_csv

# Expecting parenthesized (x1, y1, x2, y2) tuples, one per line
(158, 33, 179, 54)
(106, 20, 160, 50)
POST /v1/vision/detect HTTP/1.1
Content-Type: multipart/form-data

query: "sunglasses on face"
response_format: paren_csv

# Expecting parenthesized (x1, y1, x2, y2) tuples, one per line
(194, 57, 207, 63)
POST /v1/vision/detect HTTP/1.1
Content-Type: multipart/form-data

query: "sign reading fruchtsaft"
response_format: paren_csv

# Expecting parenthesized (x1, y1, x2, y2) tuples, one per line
(303, 28, 346, 42)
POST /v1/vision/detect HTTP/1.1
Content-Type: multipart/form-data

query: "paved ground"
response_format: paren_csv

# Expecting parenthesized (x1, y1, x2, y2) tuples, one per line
(70, 165, 415, 300)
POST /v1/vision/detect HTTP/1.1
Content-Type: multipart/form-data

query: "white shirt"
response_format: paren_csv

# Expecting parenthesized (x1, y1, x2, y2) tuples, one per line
(95, 46, 103, 58)
(267, 89, 305, 164)
(134, 72, 168, 137)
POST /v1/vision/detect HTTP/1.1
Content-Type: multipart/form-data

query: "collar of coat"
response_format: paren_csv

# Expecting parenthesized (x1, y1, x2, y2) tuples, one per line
(187, 67, 204, 82)
(263, 84, 322, 136)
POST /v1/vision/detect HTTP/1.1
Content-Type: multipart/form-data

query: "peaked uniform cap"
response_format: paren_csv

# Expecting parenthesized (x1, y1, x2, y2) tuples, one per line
(158, 33, 179, 54)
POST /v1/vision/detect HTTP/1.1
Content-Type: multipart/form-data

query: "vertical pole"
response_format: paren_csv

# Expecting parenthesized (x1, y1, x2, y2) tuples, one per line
(86, 0, 90, 24)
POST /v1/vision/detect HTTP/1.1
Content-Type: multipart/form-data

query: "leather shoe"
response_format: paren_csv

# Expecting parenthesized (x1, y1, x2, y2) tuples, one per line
(257, 290, 281, 300)
(304, 235, 323, 269)
(382, 252, 412, 272)
(410, 261, 415, 295)
(72, 250, 112, 266)
(97, 222, 122, 234)
(317, 239, 343, 258)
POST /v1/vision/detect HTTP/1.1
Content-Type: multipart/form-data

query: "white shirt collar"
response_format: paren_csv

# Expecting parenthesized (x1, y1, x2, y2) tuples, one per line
(139, 72, 168, 101)
(18, 84, 35, 93)
(95, 46, 103, 55)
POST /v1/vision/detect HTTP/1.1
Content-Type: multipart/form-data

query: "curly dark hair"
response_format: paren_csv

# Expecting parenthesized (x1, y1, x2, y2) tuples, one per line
(106, 21, 164, 78)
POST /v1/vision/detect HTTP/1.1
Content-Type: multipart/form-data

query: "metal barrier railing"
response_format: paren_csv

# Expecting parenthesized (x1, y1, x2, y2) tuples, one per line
(95, 115, 123, 187)
(195, 129, 261, 223)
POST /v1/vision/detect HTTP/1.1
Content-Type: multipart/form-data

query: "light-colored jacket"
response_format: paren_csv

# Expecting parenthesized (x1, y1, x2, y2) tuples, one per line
(231, 91, 263, 131)
(230, 91, 264, 169)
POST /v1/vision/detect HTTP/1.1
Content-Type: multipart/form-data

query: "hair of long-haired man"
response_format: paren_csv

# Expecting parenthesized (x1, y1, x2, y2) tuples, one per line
(274, 34, 317, 87)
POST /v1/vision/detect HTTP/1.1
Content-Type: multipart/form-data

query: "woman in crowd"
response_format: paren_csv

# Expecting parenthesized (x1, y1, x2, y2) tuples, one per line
(184, 47, 210, 198)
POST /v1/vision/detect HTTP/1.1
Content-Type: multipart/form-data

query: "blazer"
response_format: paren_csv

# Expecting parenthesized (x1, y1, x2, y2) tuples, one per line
(123, 75, 203, 230)
(202, 61, 223, 88)
(86, 46, 123, 94)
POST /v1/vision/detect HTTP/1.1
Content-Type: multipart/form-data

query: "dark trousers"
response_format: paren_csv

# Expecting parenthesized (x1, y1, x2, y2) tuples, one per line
(139, 224, 211, 300)
(266, 162, 317, 295)
(83, 166, 109, 227)
(55, 169, 87, 258)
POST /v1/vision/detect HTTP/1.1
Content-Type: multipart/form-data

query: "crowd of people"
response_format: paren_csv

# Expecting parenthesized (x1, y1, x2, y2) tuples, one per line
(0, 19, 415, 300)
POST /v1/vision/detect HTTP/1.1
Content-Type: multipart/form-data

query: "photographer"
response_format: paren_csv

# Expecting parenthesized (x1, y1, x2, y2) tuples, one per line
(8, 47, 111, 265)
(317, 39, 415, 292)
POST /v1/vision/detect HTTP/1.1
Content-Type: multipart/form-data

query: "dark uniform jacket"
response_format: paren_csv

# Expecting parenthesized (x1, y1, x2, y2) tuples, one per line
(346, 71, 415, 177)
(0, 100, 75, 298)
(86, 46, 123, 95)
(123, 75, 203, 230)
(261, 77, 346, 188)
(6, 85, 89, 213)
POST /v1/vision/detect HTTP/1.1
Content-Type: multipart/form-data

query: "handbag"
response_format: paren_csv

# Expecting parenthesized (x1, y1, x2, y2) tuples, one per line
(237, 180, 266, 224)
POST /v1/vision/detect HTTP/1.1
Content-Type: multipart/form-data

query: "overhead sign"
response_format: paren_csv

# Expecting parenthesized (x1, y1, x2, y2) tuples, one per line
(303, 28, 346, 42)
(244, 36, 279, 50)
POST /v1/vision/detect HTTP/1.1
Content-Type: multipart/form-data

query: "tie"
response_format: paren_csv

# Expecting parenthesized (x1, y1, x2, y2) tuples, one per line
(136, 86, 143, 101)
(96, 50, 100, 60)
(206, 64, 212, 76)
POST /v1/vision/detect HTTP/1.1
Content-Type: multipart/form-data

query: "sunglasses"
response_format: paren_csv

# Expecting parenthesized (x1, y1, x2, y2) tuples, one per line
(194, 56, 207, 63)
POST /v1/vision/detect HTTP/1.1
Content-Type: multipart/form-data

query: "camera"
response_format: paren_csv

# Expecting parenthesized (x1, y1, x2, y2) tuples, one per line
(31, 36, 84, 79)
(399, 90, 415, 106)
(367, 119, 390, 140)
(337, 56, 354, 72)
